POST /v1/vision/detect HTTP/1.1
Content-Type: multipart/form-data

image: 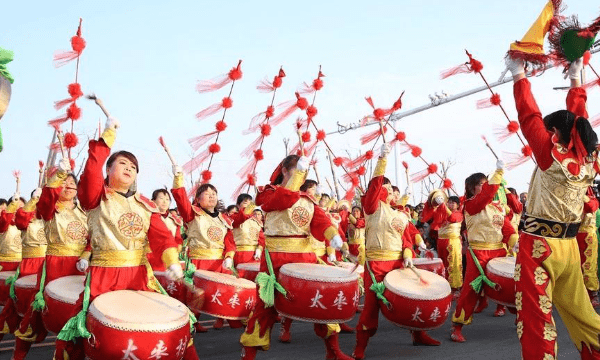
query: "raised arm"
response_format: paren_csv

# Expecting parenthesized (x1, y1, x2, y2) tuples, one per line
(78, 125, 116, 210)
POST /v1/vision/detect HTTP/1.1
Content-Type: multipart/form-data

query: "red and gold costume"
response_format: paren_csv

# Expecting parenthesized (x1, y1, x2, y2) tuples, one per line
(506, 192, 523, 234)
(514, 78, 600, 359)
(0, 200, 23, 271)
(577, 188, 599, 298)
(148, 212, 184, 271)
(422, 200, 463, 289)
(240, 165, 346, 359)
(347, 210, 366, 263)
(231, 205, 265, 265)
(171, 174, 236, 272)
(452, 169, 516, 326)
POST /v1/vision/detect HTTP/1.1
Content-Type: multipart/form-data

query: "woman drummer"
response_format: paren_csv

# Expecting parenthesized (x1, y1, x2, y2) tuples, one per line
(239, 154, 351, 360)
(147, 188, 184, 271)
(352, 144, 440, 360)
(55, 116, 196, 359)
(230, 193, 265, 266)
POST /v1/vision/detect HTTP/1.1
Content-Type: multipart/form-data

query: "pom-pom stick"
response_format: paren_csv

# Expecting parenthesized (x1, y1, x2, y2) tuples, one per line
(409, 265, 429, 286)
(56, 131, 69, 160)
(196, 60, 243, 93)
(38, 161, 45, 187)
(158, 136, 177, 166)
(13, 170, 21, 195)
(481, 135, 499, 160)
(86, 94, 111, 118)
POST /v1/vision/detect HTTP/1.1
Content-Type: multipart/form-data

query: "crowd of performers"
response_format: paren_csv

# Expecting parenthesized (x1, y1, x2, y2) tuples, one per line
(0, 55, 599, 360)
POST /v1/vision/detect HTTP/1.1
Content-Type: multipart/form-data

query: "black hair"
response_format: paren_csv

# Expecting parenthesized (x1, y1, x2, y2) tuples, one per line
(194, 183, 218, 203)
(273, 155, 300, 185)
(392, 185, 400, 193)
(227, 205, 239, 213)
(300, 179, 318, 192)
(236, 194, 253, 206)
(544, 110, 598, 156)
(0, 199, 7, 206)
(465, 173, 487, 199)
(352, 206, 362, 212)
(151, 188, 171, 201)
(320, 193, 331, 200)
(107, 151, 139, 173)
(8, 196, 26, 204)
(448, 196, 460, 205)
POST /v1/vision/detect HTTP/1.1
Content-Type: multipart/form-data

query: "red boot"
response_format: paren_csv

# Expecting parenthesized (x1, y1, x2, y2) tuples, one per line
(493, 304, 506, 317)
(195, 322, 208, 333)
(411, 331, 440, 346)
(450, 324, 466, 343)
(352, 329, 373, 360)
(213, 317, 224, 329)
(241, 346, 258, 360)
(279, 317, 292, 343)
(339, 322, 355, 333)
(324, 333, 353, 360)
(11, 338, 32, 360)
(474, 297, 488, 313)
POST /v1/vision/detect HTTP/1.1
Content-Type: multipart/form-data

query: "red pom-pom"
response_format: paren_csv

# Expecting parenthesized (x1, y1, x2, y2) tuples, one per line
(521, 145, 532, 157)
(215, 121, 227, 132)
(467, 51, 483, 73)
(427, 163, 438, 174)
(69, 158, 76, 171)
(247, 174, 256, 186)
(261, 124, 272, 136)
(443, 179, 453, 189)
(254, 149, 264, 161)
(67, 103, 81, 120)
(306, 105, 318, 118)
(266, 105, 274, 118)
(373, 108, 386, 120)
(395, 132, 406, 142)
(273, 76, 283, 89)
(508, 121, 519, 133)
(63, 132, 79, 149)
(316, 130, 326, 141)
(202, 170, 212, 182)
(208, 143, 221, 154)
(583, 51, 592, 66)
(68, 83, 83, 98)
(313, 78, 323, 90)
(351, 176, 359, 186)
(228, 61, 243, 81)
(296, 95, 309, 110)
(365, 150, 374, 160)
(490, 93, 501, 106)
(302, 131, 311, 143)
(402, 161, 408, 169)
(392, 97, 402, 111)
(410, 146, 422, 158)
(357, 166, 366, 176)
(222, 97, 233, 108)
(71, 35, 86, 53)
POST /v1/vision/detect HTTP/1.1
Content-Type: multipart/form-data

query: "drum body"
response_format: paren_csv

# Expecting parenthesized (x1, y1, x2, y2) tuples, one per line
(42, 275, 85, 334)
(236, 262, 260, 282)
(381, 268, 452, 330)
(484, 257, 516, 307)
(14, 274, 37, 316)
(193, 270, 257, 320)
(413, 258, 445, 277)
(275, 263, 359, 324)
(0, 271, 16, 306)
(85, 290, 190, 360)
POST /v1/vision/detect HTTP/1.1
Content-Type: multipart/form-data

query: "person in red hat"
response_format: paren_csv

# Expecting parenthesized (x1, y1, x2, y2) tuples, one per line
(506, 55, 600, 359)
(353, 144, 440, 360)
(240, 154, 351, 360)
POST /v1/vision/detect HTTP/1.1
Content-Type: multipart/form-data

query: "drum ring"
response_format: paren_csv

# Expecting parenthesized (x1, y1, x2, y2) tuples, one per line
(87, 333, 97, 348)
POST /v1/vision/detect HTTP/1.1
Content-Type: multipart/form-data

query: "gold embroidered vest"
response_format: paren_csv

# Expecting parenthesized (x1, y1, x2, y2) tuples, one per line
(465, 201, 504, 249)
(347, 222, 365, 245)
(22, 217, 47, 258)
(438, 222, 461, 240)
(161, 213, 181, 238)
(365, 201, 409, 259)
(0, 224, 22, 262)
(46, 203, 88, 257)
(264, 197, 315, 253)
(233, 217, 262, 251)
(186, 207, 232, 259)
(580, 212, 597, 233)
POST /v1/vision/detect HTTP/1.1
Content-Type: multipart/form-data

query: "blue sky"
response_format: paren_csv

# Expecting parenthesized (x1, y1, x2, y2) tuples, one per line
(1, 0, 599, 204)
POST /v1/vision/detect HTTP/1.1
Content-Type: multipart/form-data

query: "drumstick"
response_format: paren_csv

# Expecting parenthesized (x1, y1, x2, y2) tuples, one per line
(481, 135, 499, 160)
(56, 131, 69, 160)
(179, 280, 205, 313)
(13, 170, 21, 196)
(158, 136, 177, 166)
(230, 265, 240, 278)
(38, 161, 45, 187)
(409, 265, 429, 286)
(86, 94, 111, 118)
(297, 130, 305, 156)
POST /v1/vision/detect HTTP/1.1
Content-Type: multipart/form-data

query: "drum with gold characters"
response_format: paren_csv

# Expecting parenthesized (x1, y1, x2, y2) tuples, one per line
(193, 270, 257, 320)
(42, 275, 85, 334)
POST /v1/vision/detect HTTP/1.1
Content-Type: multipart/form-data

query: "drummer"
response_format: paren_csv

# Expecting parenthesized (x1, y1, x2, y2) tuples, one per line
(56, 115, 197, 359)
(353, 144, 440, 360)
(230, 193, 265, 266)
(148, 188, 184, 271)
(347, 206, 366, 265)
(240, 154, 351, 360)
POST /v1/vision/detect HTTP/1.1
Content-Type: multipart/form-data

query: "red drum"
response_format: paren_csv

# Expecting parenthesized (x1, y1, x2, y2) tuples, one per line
(14, 274, 37, 316)
(484, 256, 516, 307)
(275, 263, 360, 324)
(0, 271, 16, 305)
(413, 258, 445, 277)
(154, 262, 187, 303)
(85, 290, 190, 360)
(193, 270, 257, 320)
(380, 268, 452, 330)
(236, 262, 260, 282)
(42, 275, 85, 334)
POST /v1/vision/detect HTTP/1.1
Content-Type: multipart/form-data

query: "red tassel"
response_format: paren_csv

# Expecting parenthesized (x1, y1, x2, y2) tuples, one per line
(302, 131, 311, 143)
(390, 131, 407, 146)
(269, 93, 308, 128)
(188, 132, 218, 151)
(402, 161, 409, 170)
(196, 60, 242, 93)
(343, 186, 356, 201)
(63, 132, 78, 149)
(54, 83, 83, 110)
(582, 78, 600, 91)
(245, 106, 275, 134)
(466, 50, 483, 73)
(201, 170, 213, 183)
(232, 174, 258, 201)
(476, 93, 501, 109)
(443, 178, 453, 189)
(348, 150, 374, 169)
(333, 157, 350, 167)
(67, 103, 81, 120)
(208, 143, 221, 154)
(237, 157, 258, 179)
(583, 51, 592, 66)
(360, 127, 386, 145)
(363, 96, 391, 122)
(410, 164, 438, 183)
(391, 95, 403, 111)
(12, 170, 20, 179)
(54, 37, 86, 68)
(257, 68, 285, 93)
(403, 145, 422, 158)
(440, 50, 483, 79)
(504, 145, 532, 170)
(306, 105, 318, 118)
(196, 97, 233, 121)
(589, 113, 600, 128)
(494, 121, 520, 143)
(187, 181, 201, 200)
(69, 158, 76, 171)
(316, 130, 326, 141)
(182, 149, 211, 174)
(39, 160, 44, 169)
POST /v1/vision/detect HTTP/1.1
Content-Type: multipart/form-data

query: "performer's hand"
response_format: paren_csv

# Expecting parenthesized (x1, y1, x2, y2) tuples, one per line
(58, 158, 72, 173)
(222, 257, 233, 270)
(403, 256, 413, 268)
(496, 159, 504, 171)
(379, 143, 391, 158)
(32, 188, 42, 199)
(12, 192, 20, 202)
(172, 165, 183, 176)
(567, 57, 583, 80)
(404, 186, 412, 197)
(505, 57, 525, 77)
(433, 195, 444, 205)
(330, 235, 343, 250)
(76, 259, 89, 272)
(105, 116, 120, 131)
(512, 242, 519, 255)
(253, 248, 262, 260)
(418, 241, 428, 251)
(166, 263, 184, 281)
(316, 184, 327, 196)
(296, 156, 310, 171)
(327, 253, 337, 263)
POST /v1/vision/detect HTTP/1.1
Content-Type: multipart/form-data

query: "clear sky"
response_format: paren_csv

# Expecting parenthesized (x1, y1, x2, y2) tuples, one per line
(1, 0, 599, 205)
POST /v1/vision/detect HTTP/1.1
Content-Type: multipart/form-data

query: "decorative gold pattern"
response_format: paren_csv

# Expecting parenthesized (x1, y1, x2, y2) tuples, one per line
(543, 322, 557, 342)
(532, 240, 547, 259)
(516, 321, 523, 339)
(264, 197, 313, 238)
(464, 201, 505, 245)
(515, 291, 523, 311)
(291, 206, 311, 227)
(365, 201, 408, 258)
(543, 354, 555, 360)
(514, 264, 521, 282)
(539, 295, 552, 314)
(117, 213, 144, 238)
(534, 267, 549, 286)
(523, 217, 562, 237)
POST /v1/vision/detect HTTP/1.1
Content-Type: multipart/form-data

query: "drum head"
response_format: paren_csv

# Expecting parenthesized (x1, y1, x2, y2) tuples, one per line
(194, 269, 256, 289)
(335, 262, 364, 275)
(384, 269, 450, 300)
(279, 263, 359, 282)
(0, 271, 16, 280)
(15, 274, 37, 288)
(486, 257, 516, 278)
(236, 263, 260, 271)
(89, 290, 189, 332)
(413, 258, 442, 266)
(45, 275, 85, 304)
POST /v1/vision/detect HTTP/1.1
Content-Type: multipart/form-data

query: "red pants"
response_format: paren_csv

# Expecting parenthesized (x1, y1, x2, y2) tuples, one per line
(190, 258, 231, 274)
(577, 230, 599, 292)
(0, 261, 20, 271)
(452, 247, 507, 325)
(39, 255, 82, 287)
(516, 232, 600, 359)
(234, 250, 259, 265)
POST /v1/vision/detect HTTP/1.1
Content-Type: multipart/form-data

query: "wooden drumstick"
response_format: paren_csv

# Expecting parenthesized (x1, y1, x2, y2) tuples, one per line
(13, 171, 21, 196)
(481, 135, 499, 160)
(56, 131, 69, 160)
(379, 120, 387, 144)
(158, 136, 177, 166)
(86, 94, 111, 118)
(297, 130, 305, 156)
(409, 265, 429, 286)
(38, 161, 45, 188)
(180, 280, 205, 313)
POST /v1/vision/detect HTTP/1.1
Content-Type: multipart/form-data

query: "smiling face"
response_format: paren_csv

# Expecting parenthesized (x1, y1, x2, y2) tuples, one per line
(59, 175, 78, 202)
(107, 155, 137, 191)
(198, 187, 218, 211)
(153, 192, 171, 214)
(352, 208, 361, 219)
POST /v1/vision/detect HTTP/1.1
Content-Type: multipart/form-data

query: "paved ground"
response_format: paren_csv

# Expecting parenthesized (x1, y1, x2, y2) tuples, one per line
(1, 301, 597, 360)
